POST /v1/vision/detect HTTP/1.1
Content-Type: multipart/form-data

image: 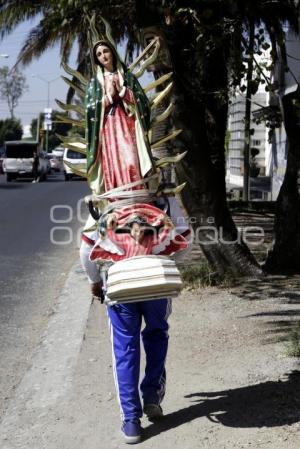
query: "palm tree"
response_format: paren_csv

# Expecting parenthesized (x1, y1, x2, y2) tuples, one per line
(2, 2, 140, 60)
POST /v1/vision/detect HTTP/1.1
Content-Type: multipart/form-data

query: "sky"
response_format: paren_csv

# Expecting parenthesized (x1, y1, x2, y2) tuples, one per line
(0, 18, 78, 134)
(0, 17, 153, 137)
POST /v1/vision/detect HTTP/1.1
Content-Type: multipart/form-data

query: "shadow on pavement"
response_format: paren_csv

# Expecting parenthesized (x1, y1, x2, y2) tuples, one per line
(0, 182, 28, 189)
(230, 275, 300, 349)
(0, 174, 67, 185)
(231, 275, 300, 303)
(143, 371, 300, 441)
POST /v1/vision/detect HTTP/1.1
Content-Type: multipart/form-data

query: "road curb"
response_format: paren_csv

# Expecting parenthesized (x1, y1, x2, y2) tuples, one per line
(0, 263, 91, 448)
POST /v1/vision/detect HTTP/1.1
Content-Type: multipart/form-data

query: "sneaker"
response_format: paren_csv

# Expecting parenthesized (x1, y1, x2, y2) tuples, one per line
(143, 403, 163, 420)
(121, 420, 142, 444)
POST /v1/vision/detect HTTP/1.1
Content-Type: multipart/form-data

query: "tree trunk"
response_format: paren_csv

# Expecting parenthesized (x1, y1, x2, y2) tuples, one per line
(166, 30, 260, 276)
(243, 21, 255, 201)
(171, 82, 260, 276)
(265, 88, 300, 273)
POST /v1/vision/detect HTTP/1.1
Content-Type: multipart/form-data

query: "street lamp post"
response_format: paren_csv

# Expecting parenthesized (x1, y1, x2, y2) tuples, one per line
(31, 74, 60, 152)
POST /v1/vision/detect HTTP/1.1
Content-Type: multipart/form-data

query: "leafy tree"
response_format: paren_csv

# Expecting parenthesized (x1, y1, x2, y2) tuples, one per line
(0, 118, 23, 145)
(48, 111, 73, 150)
(31, 110, 72, 151)
(0, 66, 28, 118)
(1, 1, 299, 276)
(30, 114, 42, 142)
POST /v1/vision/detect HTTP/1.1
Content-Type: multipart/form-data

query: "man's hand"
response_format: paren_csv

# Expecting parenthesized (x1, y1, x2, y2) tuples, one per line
(91, 282, 104, 302)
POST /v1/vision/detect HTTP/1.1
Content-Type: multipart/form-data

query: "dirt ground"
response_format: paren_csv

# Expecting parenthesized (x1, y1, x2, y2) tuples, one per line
(17, 275, 299, 449)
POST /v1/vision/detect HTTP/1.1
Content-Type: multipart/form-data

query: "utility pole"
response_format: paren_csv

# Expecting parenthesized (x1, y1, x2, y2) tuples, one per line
(31, 75, 60, 152)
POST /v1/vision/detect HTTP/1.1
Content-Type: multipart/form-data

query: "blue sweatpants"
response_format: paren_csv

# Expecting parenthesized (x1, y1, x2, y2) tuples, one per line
(107, 298, 172, 421)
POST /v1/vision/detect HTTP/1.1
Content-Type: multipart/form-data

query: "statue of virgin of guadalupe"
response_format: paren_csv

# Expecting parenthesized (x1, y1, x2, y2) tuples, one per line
(85, 39, 156, 196)
(80, 38, 191, 267)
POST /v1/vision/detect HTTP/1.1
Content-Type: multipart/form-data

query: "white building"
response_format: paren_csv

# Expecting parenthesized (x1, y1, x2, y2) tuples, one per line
(227, 32, 300, 200)
(226, 50, 272, 199)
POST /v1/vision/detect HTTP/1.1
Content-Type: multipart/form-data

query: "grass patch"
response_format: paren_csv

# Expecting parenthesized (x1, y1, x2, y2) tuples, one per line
(181, 263, 238, 289)
(286, 322, 300, 357)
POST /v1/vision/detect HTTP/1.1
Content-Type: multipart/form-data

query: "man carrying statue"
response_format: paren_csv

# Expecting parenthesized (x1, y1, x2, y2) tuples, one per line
(74, 33, 190, 444)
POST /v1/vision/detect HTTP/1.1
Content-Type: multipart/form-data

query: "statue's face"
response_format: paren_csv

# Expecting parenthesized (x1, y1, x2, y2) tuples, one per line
(130, 223, 145, 242)
(95, 45, 114, 70)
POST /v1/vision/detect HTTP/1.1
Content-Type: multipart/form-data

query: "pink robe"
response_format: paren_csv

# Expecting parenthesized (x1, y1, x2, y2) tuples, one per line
(100, 74, 144, 192)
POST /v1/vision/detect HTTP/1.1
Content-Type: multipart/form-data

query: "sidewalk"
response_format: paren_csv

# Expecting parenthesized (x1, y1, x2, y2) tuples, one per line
(0, 265, 300, 448)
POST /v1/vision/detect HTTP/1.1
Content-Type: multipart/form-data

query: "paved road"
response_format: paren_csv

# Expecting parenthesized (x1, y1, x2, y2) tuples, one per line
(0, 172, 90, 417)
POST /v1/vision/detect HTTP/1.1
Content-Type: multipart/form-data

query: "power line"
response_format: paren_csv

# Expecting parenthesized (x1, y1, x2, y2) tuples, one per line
(0, 101, 47, 105)
(0, 111, 41, 115)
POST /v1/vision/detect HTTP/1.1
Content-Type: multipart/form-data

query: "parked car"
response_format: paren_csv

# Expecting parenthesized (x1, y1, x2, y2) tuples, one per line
(63, 148, 86, 181)
(50, 156, 61, 172)
(2, 141, 49, 182)
(46, 153, 61, 172)
(52, 146, 64, 158)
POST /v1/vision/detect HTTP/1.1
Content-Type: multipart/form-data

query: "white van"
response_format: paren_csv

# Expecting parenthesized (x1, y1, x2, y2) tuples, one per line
(3, 141, 50, 182)
(63, 148, 86, 181)
(52, 146, 64, 158)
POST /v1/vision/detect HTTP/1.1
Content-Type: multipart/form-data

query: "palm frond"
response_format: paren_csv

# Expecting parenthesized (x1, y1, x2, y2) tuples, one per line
(155, 151, 187, 168)
(66, 58, 91, 103)
(150, 102, 174, 127)
(54, 114, 85, 128)
(63, 160, 87, 178)
(56, 134, 86, 145)
(61, 76, 85, 97)
(158, 182, 187, 196)
(88, 12, 105, 46)
(60, 30, 77, 64)
(133, 39, 161, 78)
(100, 15, 117, 49)
(144, 72, 173, 93)
(151, 129, 182, 150)
(0, 2, 45, 39)
(62, 141, 87, 155)
(150, 82, 173, 109)
(128, 37, 159, 72)
(55, 99, 84, 116)
(61, 61, 88, 86)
